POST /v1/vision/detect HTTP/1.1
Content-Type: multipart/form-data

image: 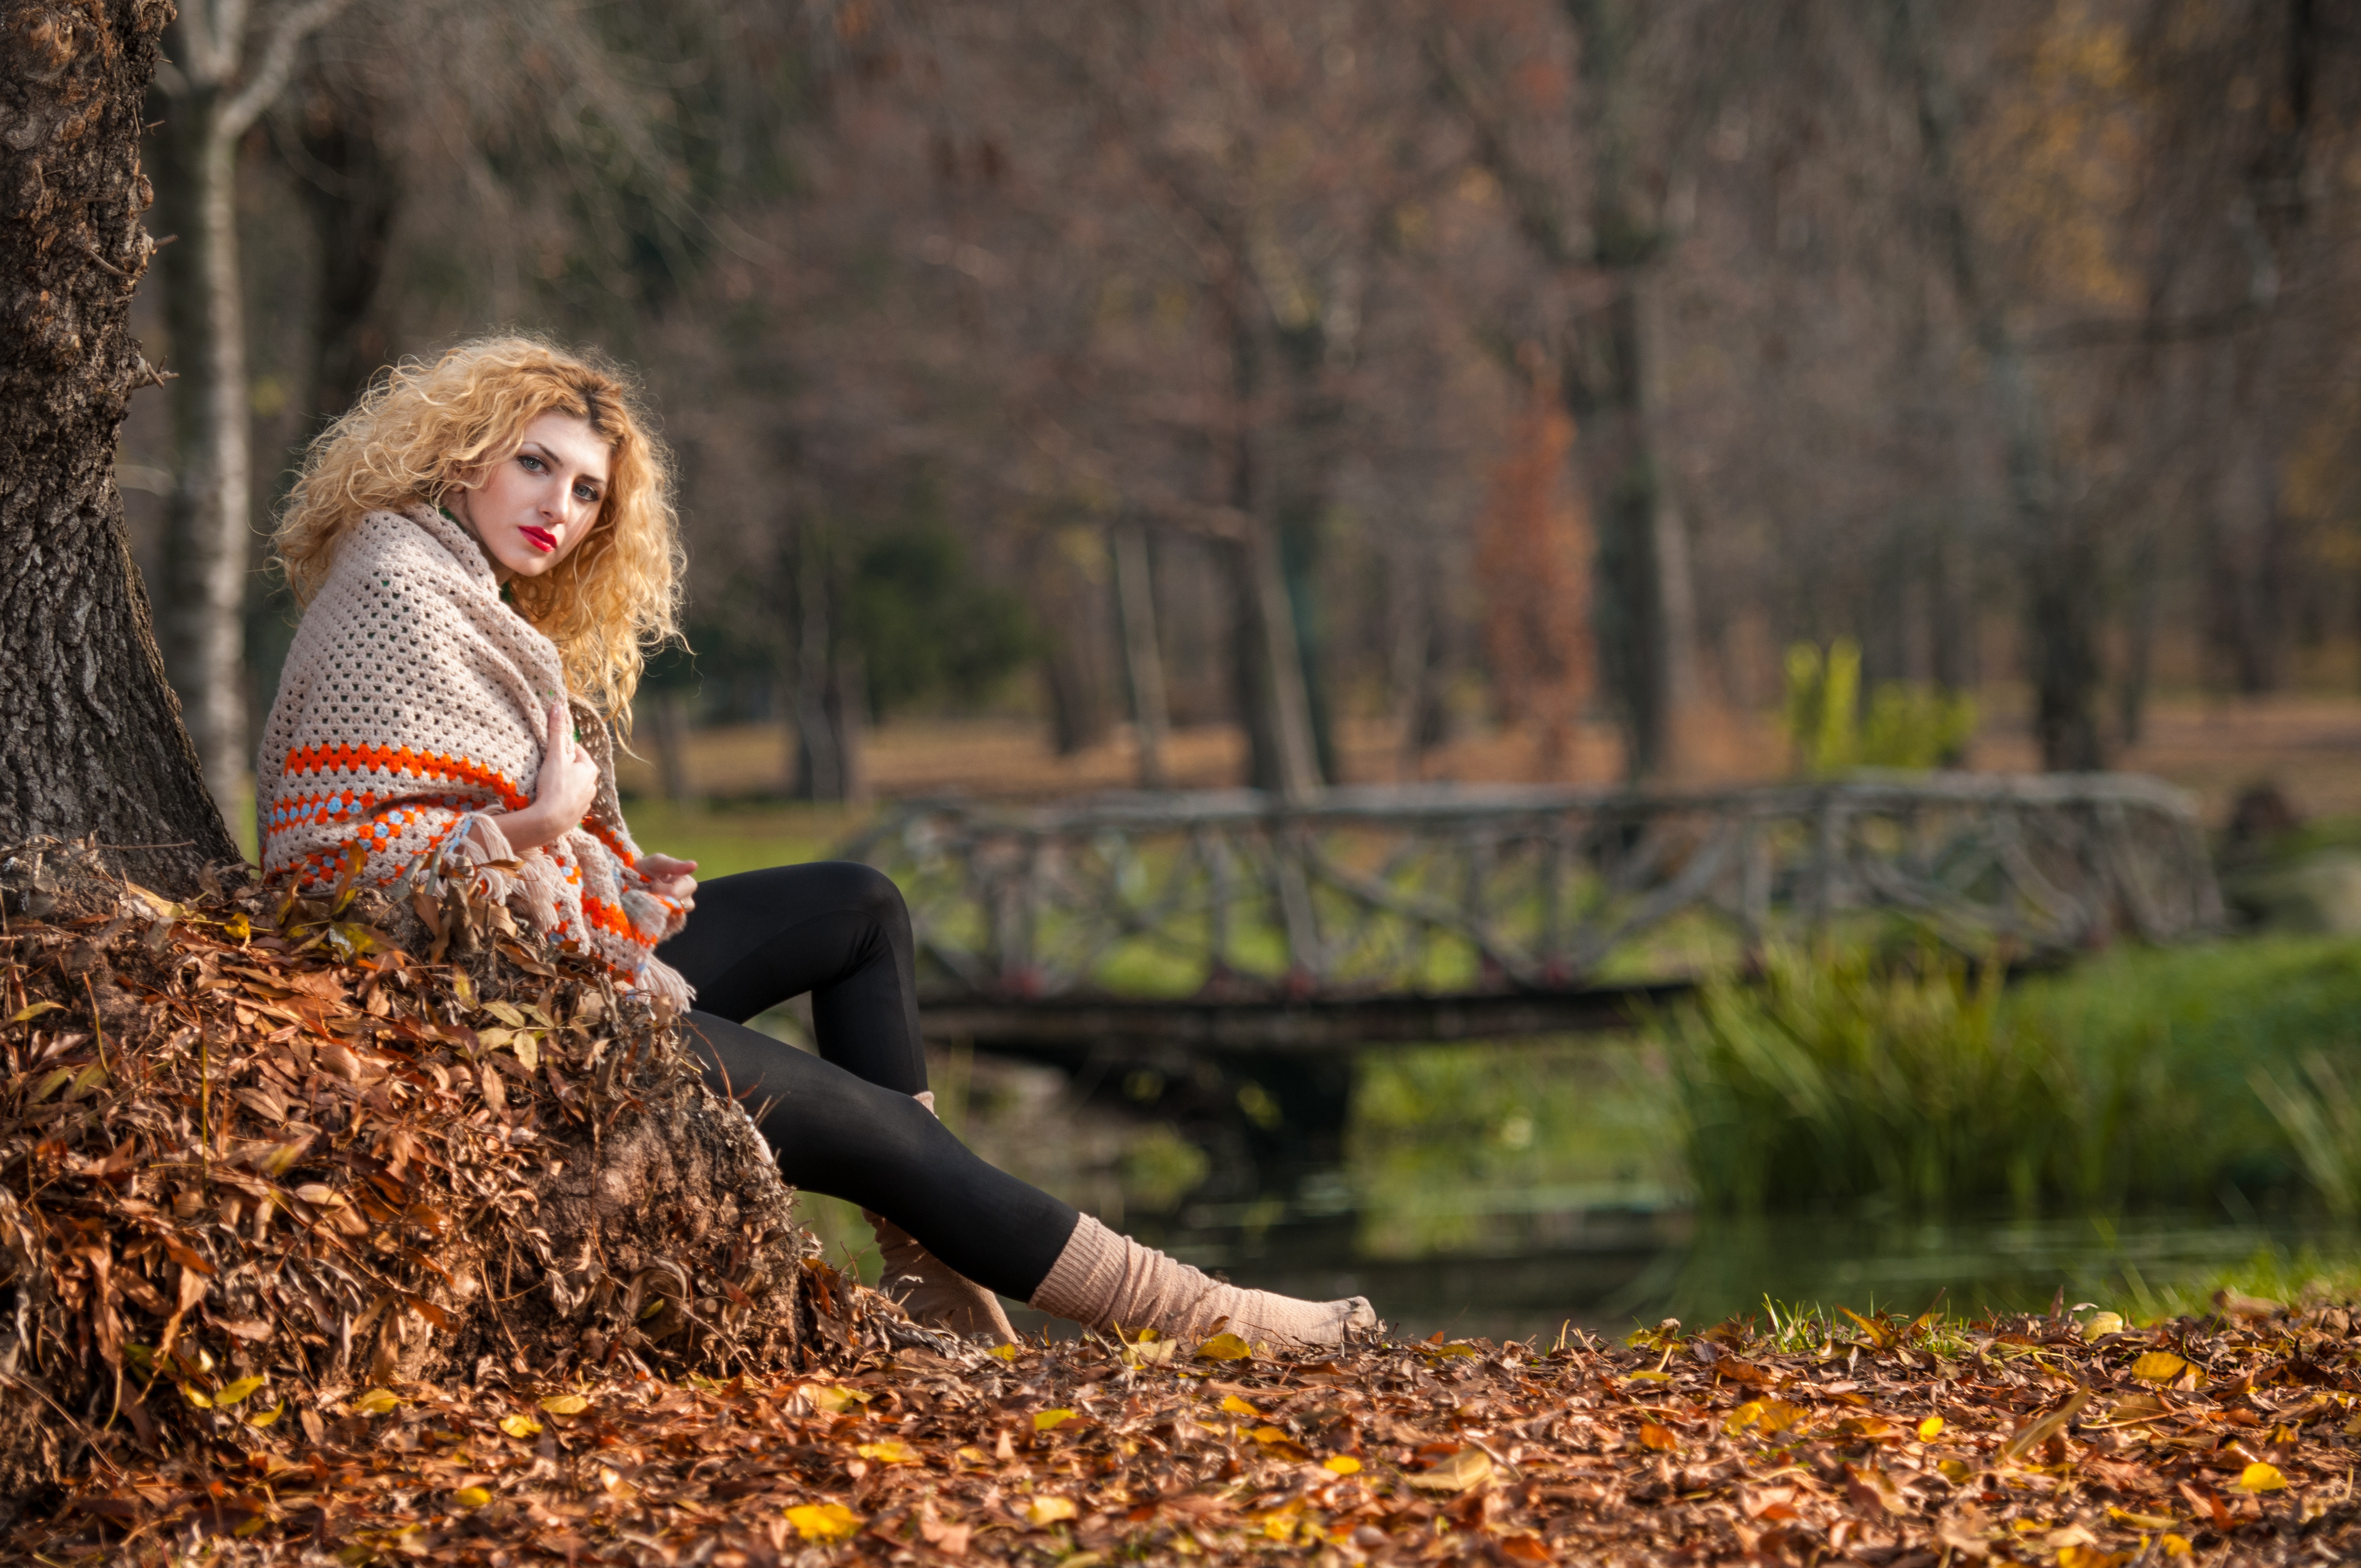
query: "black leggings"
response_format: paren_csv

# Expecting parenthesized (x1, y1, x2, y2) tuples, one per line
(653, 862, 1080, 1301)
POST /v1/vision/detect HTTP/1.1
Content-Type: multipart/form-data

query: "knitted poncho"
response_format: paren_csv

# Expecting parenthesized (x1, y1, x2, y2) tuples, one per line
(257, 505, 690, 1010)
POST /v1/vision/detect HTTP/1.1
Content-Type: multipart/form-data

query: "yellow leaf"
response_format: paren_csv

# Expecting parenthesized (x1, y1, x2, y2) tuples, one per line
(785, 1502, 863, 1543)
(2161, 1534, 2192, 1558)
(2130, 1351, 2188, 1382)
(499, 1414, 541, 1439)
(809, 1385, 869, 1414)
(991, 1342, 1021, 1361)
(539, 1393, 589, 1415)
(1624, 1369, 1671, 1384)
(1638, 1421, 1678, 1451)
(179, 1383, 213, 1409)
(509, 1033, 540, 1071)
(2106, 1506, 2175, 1530)
(1248, 1424, 1290, 1443)
(1024, 1495, 1079, 1526)
(1918, 1415, 1945, 1441)
(1406, 1446, 1494, 1492)
(1756, 1400, 1808, 1435)
(2238, 1462, 2287, 1493)
(216, 1375, 266, 1407)
(8, 1000, 63, 1023)
(1323, 1455, 1362, 1474)
(2056, 1547, 2130, 1568)
(1220, 1394, 1261, 1417)
(1938, 1459, 1974, 1483)
(956, 1445, 991, 1465)
(354, 1387, 400, 1415)
(857, 1440, 919, 1464)
(1195, 1332, 1253, 1362)
(2081, 1311, 2125, 1341)
(1034, 1408, 1075, 1431)
(453, 1487, 492, 1509)
(1724, 1400, 1765, 1435)
(247, 1401, 284, 1428)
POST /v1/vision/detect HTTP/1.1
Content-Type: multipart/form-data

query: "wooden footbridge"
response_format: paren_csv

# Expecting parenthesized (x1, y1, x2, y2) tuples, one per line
(842, 773, 2222, 1068)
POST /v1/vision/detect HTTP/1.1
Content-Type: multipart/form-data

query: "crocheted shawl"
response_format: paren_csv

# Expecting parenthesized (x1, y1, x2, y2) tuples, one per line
(257, 505, 690, 1010)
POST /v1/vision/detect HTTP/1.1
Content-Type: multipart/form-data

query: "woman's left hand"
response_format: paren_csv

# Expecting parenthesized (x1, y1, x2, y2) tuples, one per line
(639, 853, 699, 906)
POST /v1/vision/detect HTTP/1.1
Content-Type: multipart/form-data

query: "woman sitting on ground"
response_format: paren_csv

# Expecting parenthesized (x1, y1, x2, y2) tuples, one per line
(258, 334, 1374, 1351)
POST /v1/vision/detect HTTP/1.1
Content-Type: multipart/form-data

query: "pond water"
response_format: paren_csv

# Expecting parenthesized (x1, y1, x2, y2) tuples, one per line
(1107, 1205, 2361, 1343)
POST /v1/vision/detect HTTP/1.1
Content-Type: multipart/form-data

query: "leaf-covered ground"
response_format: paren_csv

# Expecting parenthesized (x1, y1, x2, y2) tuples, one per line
(15, 1291, 2361, 1565)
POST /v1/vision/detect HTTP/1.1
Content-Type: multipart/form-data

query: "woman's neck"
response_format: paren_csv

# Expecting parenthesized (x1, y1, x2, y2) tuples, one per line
(438, 499, 515, 586)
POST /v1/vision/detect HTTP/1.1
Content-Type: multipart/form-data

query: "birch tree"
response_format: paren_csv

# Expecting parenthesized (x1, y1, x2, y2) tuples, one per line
(148, 0, 349, 820)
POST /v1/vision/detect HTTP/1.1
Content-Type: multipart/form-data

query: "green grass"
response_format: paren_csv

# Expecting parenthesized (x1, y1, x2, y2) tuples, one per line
(1348, 1038, 1679, 1259)
(613, 798, 866, 877)
(1652, 934, 2361, 1218)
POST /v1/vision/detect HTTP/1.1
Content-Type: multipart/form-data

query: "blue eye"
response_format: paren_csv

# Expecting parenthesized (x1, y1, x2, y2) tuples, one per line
(519, 454, 545, 472)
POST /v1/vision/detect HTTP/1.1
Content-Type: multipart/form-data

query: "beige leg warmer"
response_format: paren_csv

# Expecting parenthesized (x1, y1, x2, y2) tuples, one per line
(1028, 1213, 1377, 1350)
(865, 1091, 1018, 1345)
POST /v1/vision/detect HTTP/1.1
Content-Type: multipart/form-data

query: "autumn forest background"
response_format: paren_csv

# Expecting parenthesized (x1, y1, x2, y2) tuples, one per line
(107, 0, 2361, 1328)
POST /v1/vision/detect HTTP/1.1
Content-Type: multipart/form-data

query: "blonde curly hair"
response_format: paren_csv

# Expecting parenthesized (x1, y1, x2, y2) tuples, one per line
(275, 335, 683, 728)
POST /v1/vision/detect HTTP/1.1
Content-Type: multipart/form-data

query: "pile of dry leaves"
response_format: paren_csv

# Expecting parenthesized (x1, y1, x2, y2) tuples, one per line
(0, 838, 933, 1517)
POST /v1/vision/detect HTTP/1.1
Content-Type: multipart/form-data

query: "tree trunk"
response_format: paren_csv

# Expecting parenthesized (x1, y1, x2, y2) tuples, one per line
(0, 0, 238, 896)
(1568, 281, 1683, 780)
(1896, 0, 2104, 771)
(1112, 520, 1171, 789)
(294, 81, 399, 421)
(1224, 302, 1323, 801)
(150, 69, 254, 823)
(648, 689, 693, 804)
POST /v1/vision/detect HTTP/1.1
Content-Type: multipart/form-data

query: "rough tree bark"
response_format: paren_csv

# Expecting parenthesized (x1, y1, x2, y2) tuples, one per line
(0, 0, 239, 896)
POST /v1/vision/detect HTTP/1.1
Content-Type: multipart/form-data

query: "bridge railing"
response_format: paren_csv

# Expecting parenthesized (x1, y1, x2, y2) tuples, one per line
(837, 774, 2222, 1004)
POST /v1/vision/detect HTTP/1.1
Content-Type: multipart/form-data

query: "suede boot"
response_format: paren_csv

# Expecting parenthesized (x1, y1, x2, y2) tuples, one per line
(864, 1091, 1018, 1344)
(1028, 1213, 1376, 1349)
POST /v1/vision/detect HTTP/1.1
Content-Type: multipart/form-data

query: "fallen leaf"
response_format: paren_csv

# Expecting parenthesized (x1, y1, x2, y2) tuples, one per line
(214, 1375, 266, 1407)
(1323, 1455, 1362, 1474)
(539, 1393, 589, 1415)
(2080, 1311, 2125, 1341)
(453, 1487, 492, 1509)
(2130, 1351, 2189, 1382)
(1406, 1445, 1494, 1491)
(1918, 1415, 1945, 1440)
(1024, 1495, 1078, 1526)
(2239, 1462, 2288, 1493)
(785, 1502, 862, 1542)
(353, 1388, 399, 1416)
(2055, 1547, 2129, 1568)
(1195, 1332, 1253, 1362)
(1638, 1421, 1678, 1451)
(498, 1414, 541, 1439)
(858, 1440, 920, 1464)
(1219, 1394, 1260, 1417)
(1034, 1408, 1075, 1431)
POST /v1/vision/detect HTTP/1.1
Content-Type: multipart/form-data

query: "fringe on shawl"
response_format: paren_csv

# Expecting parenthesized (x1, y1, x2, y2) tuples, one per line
(402, 812, 693, 1020)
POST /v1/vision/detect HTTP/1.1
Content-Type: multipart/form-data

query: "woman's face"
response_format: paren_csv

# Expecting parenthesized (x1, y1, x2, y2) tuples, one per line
(447, 411, 612, 581)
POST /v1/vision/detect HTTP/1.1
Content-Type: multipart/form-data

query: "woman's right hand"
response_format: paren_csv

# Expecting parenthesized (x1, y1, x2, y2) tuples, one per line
(499, 702, 602, 852)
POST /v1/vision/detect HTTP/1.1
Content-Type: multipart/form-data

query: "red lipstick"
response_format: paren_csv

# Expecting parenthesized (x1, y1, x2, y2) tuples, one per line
(520, 525, 558, 553)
